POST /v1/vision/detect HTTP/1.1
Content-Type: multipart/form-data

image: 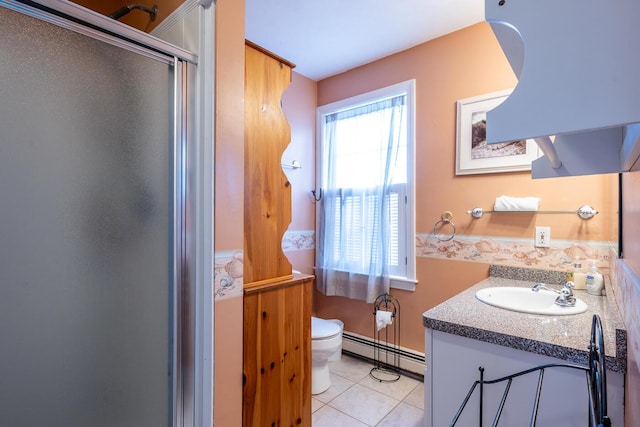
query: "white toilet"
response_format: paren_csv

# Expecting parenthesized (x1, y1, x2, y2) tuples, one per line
(311, 316, 344, 395)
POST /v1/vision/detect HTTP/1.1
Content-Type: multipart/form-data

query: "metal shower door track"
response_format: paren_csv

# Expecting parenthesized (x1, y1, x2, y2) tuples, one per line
(0, 0, 197, 65)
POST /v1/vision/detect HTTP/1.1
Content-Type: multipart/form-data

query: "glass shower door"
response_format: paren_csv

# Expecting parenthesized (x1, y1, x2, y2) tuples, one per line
(0, 5, 183, 426)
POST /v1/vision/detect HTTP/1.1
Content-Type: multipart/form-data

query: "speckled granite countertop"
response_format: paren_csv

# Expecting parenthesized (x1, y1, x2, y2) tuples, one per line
(422, 266, 627, 373)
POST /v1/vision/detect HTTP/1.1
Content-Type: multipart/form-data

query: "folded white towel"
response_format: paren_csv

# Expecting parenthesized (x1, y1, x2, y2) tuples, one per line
(376, 310, 393, 331)
(494, 196, 540, 212)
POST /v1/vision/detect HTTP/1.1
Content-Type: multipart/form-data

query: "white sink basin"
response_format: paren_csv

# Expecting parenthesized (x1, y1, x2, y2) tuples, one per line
(475, 286, 588, 316)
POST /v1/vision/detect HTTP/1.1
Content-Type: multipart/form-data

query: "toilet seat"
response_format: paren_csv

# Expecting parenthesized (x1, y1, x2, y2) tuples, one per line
(312, 317, 341, 340)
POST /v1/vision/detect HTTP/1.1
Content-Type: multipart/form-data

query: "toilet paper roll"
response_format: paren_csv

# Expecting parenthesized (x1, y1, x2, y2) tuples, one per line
(376, 310, 393, 331)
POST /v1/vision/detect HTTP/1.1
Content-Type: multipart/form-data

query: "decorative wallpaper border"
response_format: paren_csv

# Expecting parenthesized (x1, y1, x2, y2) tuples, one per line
(416, 233, 613, 273)
(214, 250, 243, 301)
(214, 232, 614, 300)
(213, 229, 314, 302)
(282, 230, 315, 252)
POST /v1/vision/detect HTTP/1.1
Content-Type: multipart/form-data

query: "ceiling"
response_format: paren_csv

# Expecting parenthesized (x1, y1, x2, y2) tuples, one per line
(245, 0, 485, 81)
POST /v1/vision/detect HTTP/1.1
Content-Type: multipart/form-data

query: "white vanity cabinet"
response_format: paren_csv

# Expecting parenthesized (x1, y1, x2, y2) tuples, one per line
(424, 329, 624, 427)
(422, 270, 627, 427)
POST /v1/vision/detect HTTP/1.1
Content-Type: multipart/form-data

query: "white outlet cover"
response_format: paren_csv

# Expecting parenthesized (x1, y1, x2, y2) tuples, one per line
(535, 226, 550, 248)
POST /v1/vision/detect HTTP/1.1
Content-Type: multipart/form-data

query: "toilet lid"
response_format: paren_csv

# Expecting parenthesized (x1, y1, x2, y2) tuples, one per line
(311, 317, 341, 339)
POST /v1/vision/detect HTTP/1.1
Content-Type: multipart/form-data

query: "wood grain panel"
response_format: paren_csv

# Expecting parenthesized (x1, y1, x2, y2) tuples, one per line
(244, 42, 294, 287)
(243, 275, 312, 426)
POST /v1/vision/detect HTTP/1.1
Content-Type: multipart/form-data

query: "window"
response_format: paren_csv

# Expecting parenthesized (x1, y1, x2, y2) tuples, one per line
(316, 80, 416, 293)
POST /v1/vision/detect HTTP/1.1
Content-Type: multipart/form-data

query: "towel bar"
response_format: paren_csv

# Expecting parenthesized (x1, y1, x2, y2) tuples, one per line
(466, 205, 598, 220)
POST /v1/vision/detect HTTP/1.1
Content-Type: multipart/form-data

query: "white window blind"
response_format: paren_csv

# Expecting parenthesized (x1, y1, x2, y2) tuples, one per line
(328, 185, 406, 276)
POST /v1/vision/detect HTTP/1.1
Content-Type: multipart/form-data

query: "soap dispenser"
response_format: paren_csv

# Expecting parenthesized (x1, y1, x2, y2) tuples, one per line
(586, 261, 604, 296)
(571, 258, 587, 290)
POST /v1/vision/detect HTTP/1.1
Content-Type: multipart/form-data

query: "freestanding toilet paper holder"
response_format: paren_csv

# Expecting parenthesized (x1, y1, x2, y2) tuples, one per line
(370, 293, 401, 382)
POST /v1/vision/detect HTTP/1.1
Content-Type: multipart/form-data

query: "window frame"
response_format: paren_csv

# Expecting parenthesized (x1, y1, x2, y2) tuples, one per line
(315, 80, 417, 291)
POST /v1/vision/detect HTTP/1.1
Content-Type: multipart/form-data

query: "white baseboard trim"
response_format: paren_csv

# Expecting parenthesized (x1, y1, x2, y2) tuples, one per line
(341, 330, 426, 376)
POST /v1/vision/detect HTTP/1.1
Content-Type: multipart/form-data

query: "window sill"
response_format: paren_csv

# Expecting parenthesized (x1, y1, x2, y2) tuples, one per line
(313, 267, 417, 292)
(390, 276, 417, 292)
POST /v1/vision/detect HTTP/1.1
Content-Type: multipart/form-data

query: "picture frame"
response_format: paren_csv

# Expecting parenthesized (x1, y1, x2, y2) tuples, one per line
(455, 89, 540, 175)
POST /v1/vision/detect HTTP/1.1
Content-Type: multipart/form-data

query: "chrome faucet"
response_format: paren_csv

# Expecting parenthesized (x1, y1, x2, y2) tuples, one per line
(532, 282, 576, 307)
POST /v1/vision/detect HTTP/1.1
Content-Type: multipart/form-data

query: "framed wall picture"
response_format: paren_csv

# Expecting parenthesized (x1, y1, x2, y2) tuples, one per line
(455, 89, 540, 175)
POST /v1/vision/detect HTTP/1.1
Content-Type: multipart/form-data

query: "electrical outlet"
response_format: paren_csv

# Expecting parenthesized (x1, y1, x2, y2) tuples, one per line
(535, 226, 550, 248)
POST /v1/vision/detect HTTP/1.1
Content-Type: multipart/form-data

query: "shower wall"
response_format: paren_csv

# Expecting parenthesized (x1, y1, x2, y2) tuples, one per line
(0, 5, 177, 425)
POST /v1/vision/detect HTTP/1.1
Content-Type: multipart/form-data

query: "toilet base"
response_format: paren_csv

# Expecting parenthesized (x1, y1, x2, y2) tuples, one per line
(311, 358, 331, 395)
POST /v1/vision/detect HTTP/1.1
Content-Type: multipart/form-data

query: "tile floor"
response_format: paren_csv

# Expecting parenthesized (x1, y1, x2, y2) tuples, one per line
(312, 354, 424, 426)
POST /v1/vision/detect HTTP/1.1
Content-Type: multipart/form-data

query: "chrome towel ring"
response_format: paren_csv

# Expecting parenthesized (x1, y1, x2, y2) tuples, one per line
(433, 211, 456, 242)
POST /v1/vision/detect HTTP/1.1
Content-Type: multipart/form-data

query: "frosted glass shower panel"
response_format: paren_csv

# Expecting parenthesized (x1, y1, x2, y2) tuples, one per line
(0, 6, 175, 426)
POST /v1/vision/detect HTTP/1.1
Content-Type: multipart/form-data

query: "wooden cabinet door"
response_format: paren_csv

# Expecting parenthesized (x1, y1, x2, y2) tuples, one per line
(243, 276, 312, 427)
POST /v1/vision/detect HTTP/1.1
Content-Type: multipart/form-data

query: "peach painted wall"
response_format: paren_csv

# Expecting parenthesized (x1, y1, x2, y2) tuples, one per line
(310, 22, 619, 352)
(213, 0, 245, 425)
(282, 73, 317, 240)
(315, 258, 490, 348)
(281, 72, 318, 278)
(215, 4, 245, 252)
(317, 22, 617, 244)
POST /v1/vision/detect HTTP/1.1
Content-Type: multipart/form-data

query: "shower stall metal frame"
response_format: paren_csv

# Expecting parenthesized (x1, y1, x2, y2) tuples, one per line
(0, 1, 210, 426)
(7, 0, 197, 64)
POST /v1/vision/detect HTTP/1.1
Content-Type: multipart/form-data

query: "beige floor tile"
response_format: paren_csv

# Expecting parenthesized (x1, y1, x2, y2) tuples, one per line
(359, 371, 420, 401)
(376, 402, 424, 427)
(329, 355, 373, 382)
(329, 383, 400, 426)
(314, 372, 355, 404)
(312, 405, 368, 427)
(403, 382, 425, 410)
(368, 367, 403, 382)
(315, 354, 426, 426)
(312, 397, 324, 413)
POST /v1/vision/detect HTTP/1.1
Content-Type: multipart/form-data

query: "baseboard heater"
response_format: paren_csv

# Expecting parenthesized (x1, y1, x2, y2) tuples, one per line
(341, 330, 426, 378)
